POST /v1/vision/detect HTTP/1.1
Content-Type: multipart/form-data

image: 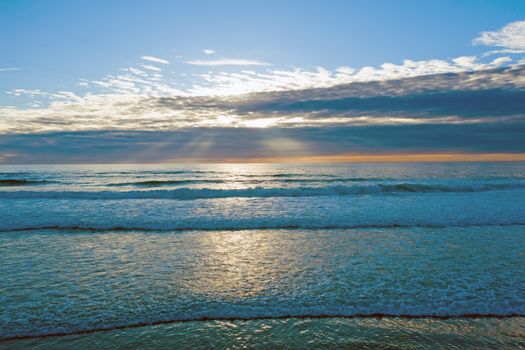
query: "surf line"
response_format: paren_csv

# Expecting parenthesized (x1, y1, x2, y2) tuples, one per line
(2, 313, 524, 341)
(2, 222, 525, 234)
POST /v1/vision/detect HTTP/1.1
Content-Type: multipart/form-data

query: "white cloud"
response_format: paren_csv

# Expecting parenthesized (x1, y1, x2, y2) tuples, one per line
(473, 20, 525, 53)
(452, 56, 477, 67)
(187, 56, 511, 96)
(142, 64, 162, 72)
(490, 56, 513, 67)
(3, 61, 524, 136)
(141, 56, 170, 64)
(0, 68, 19, 72)
(483, 48, 525, 57)
(6, 88, 81, 100)
(185, 58, 272, 66)
(203, 49, 216, 55)
(126, 67, 147, 76)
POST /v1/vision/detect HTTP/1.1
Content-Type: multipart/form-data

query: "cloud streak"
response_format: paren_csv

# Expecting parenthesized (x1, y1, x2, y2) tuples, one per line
(141, 55, 170, 64)
(185, 58, 272, 66)
(141, 64, 162, 72)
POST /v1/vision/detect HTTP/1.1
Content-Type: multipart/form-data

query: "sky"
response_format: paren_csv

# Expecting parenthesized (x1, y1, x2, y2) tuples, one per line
(1, 0, 525, 163)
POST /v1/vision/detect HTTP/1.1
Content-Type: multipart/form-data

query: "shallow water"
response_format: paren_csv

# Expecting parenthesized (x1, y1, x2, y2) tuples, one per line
(1, 163, 524, 348)
(4, 318, 525, 350)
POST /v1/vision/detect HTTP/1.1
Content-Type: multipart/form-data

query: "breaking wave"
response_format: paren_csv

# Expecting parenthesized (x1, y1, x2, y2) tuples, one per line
(107, 179, 225, 186)
(0, 179, 51, 186)
(2, 312, 522, 341)
(1, 183, 523, 199)
(1, 222, 524, 234)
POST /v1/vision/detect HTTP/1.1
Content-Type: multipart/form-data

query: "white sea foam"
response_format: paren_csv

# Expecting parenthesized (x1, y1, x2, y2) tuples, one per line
(1, 226, 524, 339)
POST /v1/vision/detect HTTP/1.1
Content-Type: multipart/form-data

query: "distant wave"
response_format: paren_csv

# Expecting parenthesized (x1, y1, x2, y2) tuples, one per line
(1, 183, 523, 199)
(107, 179, 225, 186)
(247, 177, 373, 184)
(2, 312, 523, 340)
(0, 172, 32, 176)
(2, 222, 524, 233)
(280, 177, 370, 182)
(96, 170, 225, 175)
(0, 179, 51, 186)
(107, 178, 379, 187)
(244, 173, 327, 178)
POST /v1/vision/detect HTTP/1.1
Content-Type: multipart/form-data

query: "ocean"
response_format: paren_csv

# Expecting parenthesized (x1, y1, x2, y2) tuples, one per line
(1, 162, 524, 349)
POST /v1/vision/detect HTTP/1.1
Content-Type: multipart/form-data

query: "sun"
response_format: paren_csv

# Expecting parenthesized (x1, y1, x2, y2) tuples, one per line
(243, 118, 280, 128)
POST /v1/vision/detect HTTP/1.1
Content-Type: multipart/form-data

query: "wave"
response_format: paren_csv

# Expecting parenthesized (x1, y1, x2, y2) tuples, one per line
(2, 222, 524, 233)
(245, 173, 329, 178)
(106, 178, 378, 187)
(248, 177, 372, 183)
(2, 313, 522, 341)
(96, 170, 224, 175)
(0, 172, 33, 176)
(107, 179, 225, 186)
(0, 179, 51, 186)
(1, 183, 523, 199)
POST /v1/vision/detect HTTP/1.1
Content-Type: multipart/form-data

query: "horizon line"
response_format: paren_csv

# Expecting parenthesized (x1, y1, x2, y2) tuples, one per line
(2, 153, 525, 165)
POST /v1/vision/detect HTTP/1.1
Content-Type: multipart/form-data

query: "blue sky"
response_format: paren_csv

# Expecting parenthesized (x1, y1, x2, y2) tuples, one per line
(1, 1, 525, 163)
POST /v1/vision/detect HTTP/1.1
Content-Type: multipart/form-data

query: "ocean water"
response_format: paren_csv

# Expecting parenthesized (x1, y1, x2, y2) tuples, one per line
(1, 162, 524, 348)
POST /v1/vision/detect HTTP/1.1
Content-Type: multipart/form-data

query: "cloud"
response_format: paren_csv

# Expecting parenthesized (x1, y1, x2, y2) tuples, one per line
(2, 121, 525, 164)
(185, 56, 516, 96)
(185, 58, 272, 66)
(473, 20, 525, 53)
(141, 64, 162, 72)
(0, 68, 19, 72)
(203, 49, 216, 55)
(141, 55, 170, 64)
(71, 66, 185, 96)
(235, 88, 525, 122)
(490, 56, 513, 66)
(3, 64, 525, 136)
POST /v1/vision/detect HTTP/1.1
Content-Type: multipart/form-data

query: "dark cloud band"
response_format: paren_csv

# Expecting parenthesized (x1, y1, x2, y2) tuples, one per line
(2, 122, 524, 163)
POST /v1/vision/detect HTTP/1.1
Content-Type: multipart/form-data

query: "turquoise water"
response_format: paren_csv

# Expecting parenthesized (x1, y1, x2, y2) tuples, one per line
(1, 163, 525, 348)
(4, 318, 525, 349)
